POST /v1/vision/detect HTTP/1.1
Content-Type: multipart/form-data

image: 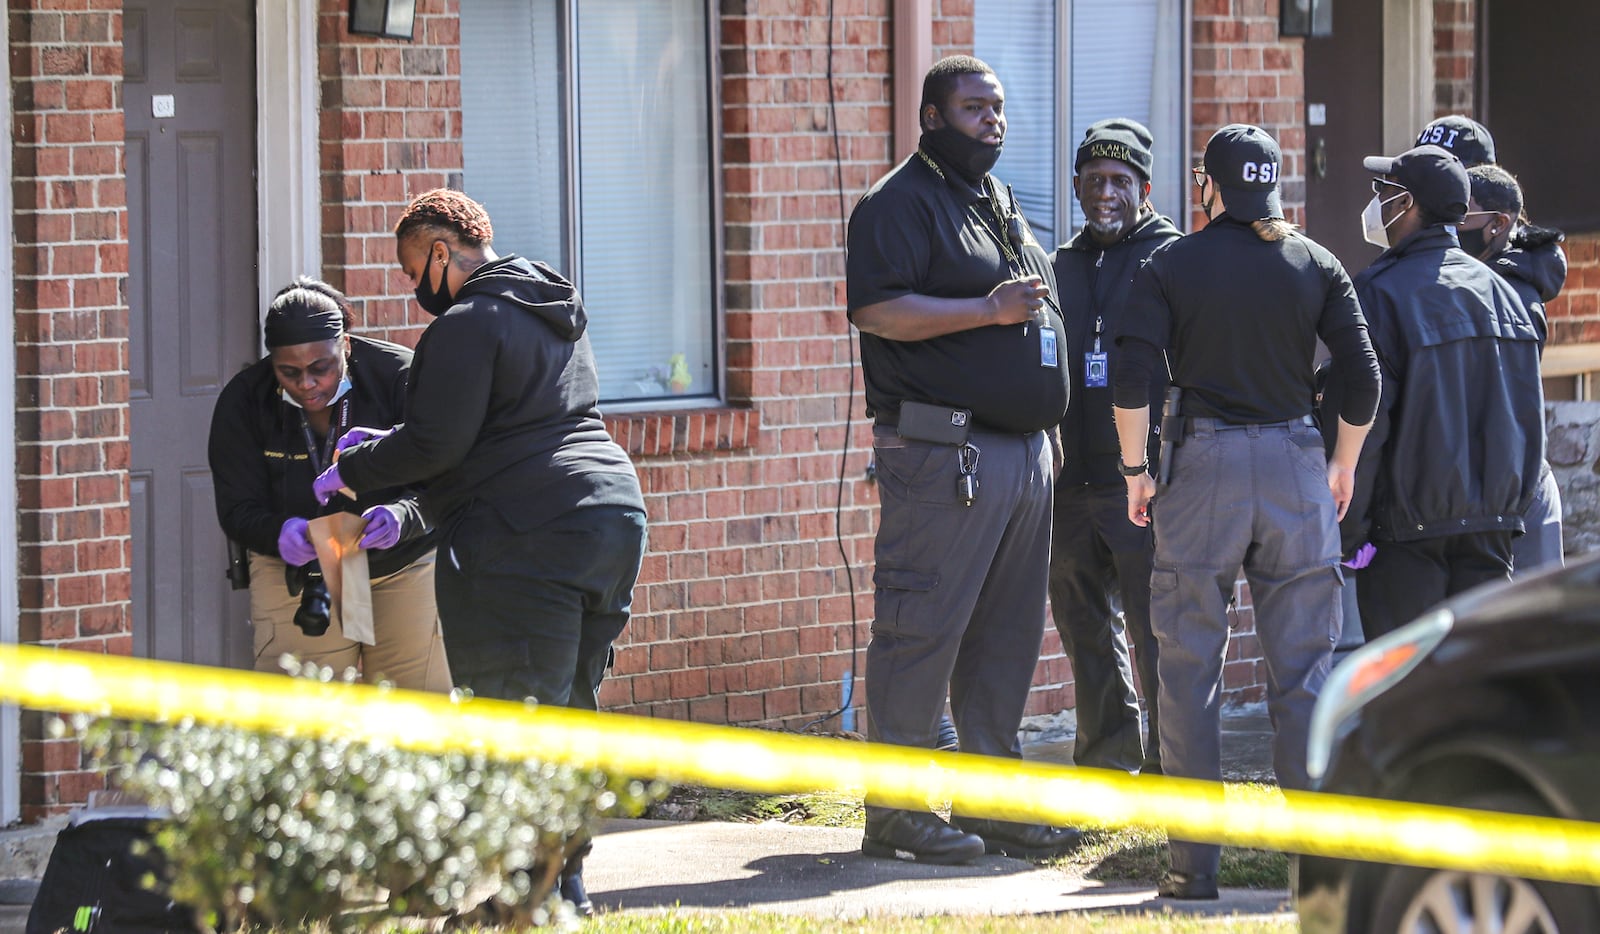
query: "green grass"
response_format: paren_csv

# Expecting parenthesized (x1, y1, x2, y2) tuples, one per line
(575, 911, 1295, 932)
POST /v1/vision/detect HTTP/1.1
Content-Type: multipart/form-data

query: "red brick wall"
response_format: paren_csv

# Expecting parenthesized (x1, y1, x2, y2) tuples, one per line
(1433, 0, 1475, 116)
(10, 1, 129, 819)
(1190, 0, 1306, 229)
(315, 0, 460, 344)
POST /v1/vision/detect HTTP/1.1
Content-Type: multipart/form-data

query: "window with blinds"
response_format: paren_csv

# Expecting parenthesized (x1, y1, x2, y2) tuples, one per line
(976, 0, 1189, 248)
(460, 0, 719, 405)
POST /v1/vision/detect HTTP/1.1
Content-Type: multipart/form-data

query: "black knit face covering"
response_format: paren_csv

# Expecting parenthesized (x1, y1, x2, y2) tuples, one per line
(920, 123, 1003, 186)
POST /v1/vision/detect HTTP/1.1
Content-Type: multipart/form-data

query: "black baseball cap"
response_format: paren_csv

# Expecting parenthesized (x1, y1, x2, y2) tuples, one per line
(1202, 124, 1283, 220)
(1415, 115, 1496, 168)
(1363, 144, 1469, 224)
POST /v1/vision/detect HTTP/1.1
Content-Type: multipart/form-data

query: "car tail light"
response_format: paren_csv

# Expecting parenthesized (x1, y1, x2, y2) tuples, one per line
(1307, 607, 1454, 782)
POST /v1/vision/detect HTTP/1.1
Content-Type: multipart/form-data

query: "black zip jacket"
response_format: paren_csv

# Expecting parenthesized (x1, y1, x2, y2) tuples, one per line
(1052, 210, 1181, 486)
(1349, 224, 1544, 545)
(336, 255, 644, 532)
(207, 336, 435, 578)
(1490, 226, 1566, 350)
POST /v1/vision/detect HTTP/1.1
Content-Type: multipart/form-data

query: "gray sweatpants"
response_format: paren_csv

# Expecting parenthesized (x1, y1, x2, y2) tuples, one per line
(1150, 416, 1342, 878)
(865, 425, 1053, 777)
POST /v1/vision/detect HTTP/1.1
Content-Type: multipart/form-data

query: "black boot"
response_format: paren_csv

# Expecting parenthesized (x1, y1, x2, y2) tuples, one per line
(862, 808, 985, 864)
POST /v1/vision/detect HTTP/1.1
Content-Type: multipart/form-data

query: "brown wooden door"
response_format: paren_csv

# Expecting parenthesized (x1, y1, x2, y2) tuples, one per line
(1302, 0, 1386, 276)
(125, 1, 258, 667)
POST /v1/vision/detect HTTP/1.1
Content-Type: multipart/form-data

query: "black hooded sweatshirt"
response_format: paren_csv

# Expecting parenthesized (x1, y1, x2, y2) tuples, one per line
(336, 255, 643, 532)
(1490, 225, 1567, 350)
(1051, 209, 1181, 486)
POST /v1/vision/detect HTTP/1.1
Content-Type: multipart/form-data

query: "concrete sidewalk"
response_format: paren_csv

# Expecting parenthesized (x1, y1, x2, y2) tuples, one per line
(581, 705, 1289, 922)
(584, 818, 1292, 922)
(0, 705, 1289, 929)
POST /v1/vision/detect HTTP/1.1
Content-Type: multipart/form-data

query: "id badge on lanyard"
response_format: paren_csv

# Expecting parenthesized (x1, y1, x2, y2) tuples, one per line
(1039, 324, 1059, 368)
(1084, 315, 1108, 387)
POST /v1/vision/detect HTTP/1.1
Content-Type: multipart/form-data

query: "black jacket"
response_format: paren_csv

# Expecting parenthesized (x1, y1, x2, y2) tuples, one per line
(1349, 225, 1544, 545)
(336, 255, 644, 532)
(1052, 210, 1181, 486)
(207, 336, 435, 578)
(1490, 225, 1566, 350)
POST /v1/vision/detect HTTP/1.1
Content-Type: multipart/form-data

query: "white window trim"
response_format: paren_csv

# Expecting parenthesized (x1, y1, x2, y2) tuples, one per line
(255, 0, 321, 345)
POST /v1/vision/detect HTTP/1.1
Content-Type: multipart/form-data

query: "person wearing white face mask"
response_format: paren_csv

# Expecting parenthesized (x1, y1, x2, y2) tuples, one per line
(208, 277, 451, 691)
(1345, 145, 1545, 639)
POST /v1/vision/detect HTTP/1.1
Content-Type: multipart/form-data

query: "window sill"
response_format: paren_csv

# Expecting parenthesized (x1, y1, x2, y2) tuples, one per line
(604, 406, 759, 457)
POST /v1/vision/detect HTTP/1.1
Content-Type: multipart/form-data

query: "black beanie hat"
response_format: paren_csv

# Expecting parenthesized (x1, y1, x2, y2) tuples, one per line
(1075, 118, 1154, 180)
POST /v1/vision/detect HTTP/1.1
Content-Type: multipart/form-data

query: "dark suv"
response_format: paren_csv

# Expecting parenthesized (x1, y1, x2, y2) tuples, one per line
(1295, 552, 1600, 934)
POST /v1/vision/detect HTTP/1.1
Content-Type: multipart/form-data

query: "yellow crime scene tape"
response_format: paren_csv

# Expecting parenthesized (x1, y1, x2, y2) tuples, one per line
(4, 642, 1600, 887)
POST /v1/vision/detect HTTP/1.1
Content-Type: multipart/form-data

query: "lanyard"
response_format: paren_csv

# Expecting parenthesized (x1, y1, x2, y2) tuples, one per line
(297, 396, 352, 476)
(916, 148, 1025, 276)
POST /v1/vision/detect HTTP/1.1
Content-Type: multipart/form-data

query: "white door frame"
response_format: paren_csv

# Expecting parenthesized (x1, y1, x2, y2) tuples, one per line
(256, 0, 322, 329)
(1383, 0, 1434, 153)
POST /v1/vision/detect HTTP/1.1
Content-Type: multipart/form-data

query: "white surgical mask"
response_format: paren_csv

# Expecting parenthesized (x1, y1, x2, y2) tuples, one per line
(281, 374, 352, 410)
(1361, 192, 1409, 249)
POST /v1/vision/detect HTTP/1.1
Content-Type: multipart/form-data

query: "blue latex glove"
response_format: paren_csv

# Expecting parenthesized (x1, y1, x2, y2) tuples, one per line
(277, 517, 317, 567)
(1342, 542, 1377, 570)
(335, 425, 395, 456)
(313, 463, 349, 506)
(359, 505, 403, 550)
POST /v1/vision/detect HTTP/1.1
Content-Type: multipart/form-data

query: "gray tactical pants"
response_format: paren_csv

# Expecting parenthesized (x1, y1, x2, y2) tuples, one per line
(1512, 461, 1564, 577)
(865, 425, 1053, 790)
(1151, 417, 1342, 878)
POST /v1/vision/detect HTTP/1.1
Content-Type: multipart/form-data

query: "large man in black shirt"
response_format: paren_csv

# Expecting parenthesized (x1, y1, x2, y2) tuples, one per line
(846, 55, 1076, 865)
(1049, 119, 1180, 775)
(1347, 145, 1544, 637)
(1112, 125, 1379, 900)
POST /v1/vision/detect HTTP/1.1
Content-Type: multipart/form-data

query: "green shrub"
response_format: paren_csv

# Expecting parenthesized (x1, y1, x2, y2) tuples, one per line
(76, 672, 663, 932)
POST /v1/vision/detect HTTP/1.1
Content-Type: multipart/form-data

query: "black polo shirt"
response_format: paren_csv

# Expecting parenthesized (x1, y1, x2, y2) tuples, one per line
(846, 151, 1069, 434)
(1113, 213, 1372, 424)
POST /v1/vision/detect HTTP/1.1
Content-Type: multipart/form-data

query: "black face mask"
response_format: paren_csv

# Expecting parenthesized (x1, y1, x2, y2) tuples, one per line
(920, 123, 1003, 186)
(1457, 225, 1490, 260)
(414, 243, 455, 317)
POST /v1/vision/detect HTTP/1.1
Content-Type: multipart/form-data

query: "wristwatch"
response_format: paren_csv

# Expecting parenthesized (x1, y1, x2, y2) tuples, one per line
(1119, 458, 1149, 477)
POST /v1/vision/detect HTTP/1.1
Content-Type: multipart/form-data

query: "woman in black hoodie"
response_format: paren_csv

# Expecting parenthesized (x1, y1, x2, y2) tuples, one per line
(315, 189, 646, 915)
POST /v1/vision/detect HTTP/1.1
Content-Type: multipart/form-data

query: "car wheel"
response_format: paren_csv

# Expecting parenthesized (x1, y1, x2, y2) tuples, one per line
(1368, 791, 1600, 934)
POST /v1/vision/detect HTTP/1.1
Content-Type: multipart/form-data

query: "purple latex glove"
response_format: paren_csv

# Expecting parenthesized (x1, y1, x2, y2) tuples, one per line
(1342, 542, 1377, 570)
(359, 505, 403, 550)
(312, 463, 349, 506)
(335, 425, 395, 456)
(277, 517, 317, 567)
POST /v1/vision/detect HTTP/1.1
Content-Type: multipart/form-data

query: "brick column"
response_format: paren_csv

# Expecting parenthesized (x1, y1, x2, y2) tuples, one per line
(10, 1, 130, 819)
(315, 0, 462, 345)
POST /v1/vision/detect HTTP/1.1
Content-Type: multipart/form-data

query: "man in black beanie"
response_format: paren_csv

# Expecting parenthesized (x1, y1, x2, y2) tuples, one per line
(1048, 118, 1179, 775)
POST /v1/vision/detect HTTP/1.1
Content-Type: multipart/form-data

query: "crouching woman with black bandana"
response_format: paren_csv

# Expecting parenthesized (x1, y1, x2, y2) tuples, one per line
(207, 277, 451, 692)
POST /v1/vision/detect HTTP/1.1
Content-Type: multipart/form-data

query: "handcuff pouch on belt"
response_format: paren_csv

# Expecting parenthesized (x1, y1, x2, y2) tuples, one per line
(1157, 386, 1185, 489)
(896, 401, 982, 507)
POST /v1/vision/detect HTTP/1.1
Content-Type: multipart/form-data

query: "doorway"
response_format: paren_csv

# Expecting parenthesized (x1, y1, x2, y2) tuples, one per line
(1302, 0, 1386, 274)
(125, 0, 258, 667)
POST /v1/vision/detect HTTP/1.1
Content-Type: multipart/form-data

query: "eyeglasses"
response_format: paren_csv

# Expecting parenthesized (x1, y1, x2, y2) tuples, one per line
(1191, 167, 1208, 188)
(1371, 177, 1408, 197)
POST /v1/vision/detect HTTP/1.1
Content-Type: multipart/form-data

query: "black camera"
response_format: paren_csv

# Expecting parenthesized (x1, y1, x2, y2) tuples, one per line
(286, 564, 332, 637)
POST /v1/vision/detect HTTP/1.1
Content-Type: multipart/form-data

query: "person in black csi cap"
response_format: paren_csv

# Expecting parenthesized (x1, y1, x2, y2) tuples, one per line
(1416, 114, 1496, 168)
(1048, 118, 1180, 776)
(1344, 145, 1544, 639)
(1110, 124, 1379, 899)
